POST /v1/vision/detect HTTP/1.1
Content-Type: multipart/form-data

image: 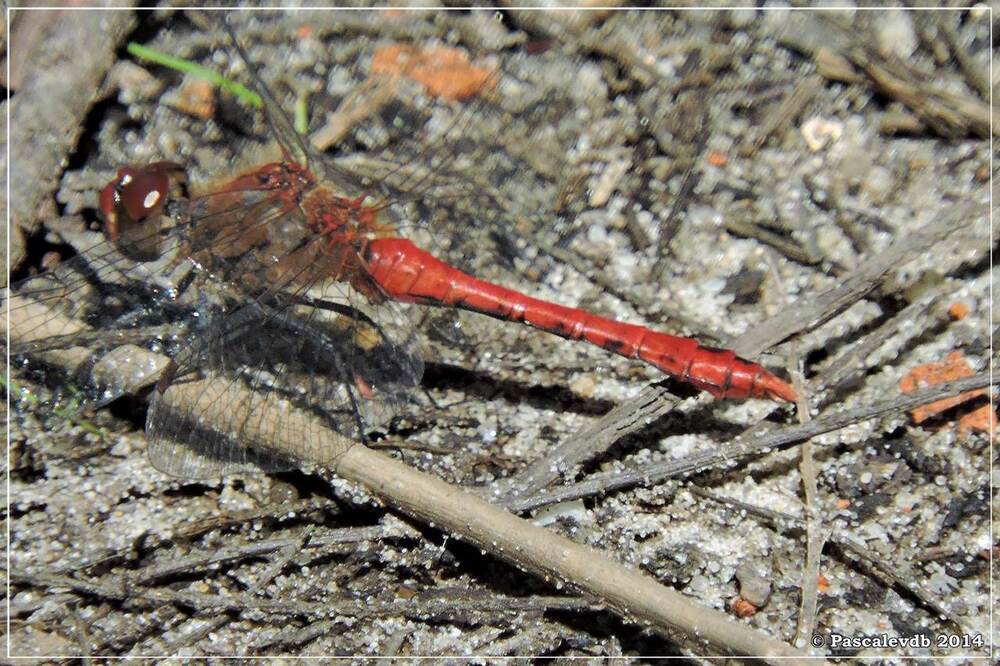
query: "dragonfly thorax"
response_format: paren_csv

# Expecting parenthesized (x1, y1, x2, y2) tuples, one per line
(302, 187, 389, 248)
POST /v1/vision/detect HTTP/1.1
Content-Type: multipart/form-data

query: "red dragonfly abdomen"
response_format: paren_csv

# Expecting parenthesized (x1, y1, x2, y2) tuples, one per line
(363, 238, 796, 403)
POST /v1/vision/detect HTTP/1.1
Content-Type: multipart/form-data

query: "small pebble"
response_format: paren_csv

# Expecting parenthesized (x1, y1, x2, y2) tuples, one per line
(570, 375, 596, 398)
(735, 560, 773, 607)
(877, 9, 918, 59)
(861, 165, 895, 204)
(801, 116, 843, 152)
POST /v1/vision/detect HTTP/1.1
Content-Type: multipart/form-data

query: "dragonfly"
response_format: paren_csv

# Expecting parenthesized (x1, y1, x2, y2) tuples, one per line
(5, 21, 795, 479)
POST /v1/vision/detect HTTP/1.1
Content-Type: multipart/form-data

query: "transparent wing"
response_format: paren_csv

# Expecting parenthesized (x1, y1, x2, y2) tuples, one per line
(145, 283, 423, 478)
(5, 222, 196, 407)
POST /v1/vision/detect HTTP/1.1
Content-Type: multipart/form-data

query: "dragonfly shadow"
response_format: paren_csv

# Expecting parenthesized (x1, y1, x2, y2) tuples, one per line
(419, 361, 616, 417)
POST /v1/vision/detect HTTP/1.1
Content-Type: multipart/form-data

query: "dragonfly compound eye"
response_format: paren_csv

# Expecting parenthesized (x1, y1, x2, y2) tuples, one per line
(99, 161, 189, 261)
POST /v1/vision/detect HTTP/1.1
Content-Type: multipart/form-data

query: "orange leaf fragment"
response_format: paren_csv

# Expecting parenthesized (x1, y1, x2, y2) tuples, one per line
(817, 574, 830, 593)
(958, 406, 996, 439)
(371, 44, 494, 101)
(730, 597, 758, 618)
(899, 351, 994, 436)
(947, 301, 968, 320)
(707, 151, 729, 167)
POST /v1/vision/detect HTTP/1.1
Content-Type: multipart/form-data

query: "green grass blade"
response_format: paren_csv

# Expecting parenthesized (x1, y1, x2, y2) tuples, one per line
(127, 42, 263, 109)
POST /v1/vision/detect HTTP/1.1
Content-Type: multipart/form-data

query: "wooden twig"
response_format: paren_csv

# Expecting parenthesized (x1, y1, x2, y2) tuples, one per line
(15, 574, 595, 625)
(723, 217, 820, 267)
(504, 372, 993, 513)
(134, 526, 394, 584)
(794, 522, 827, 651)
(500, 384, 680, 498)
(809, 283, 958, 399)
(789, 343, 826, 650)
(733, 196, 984, 358)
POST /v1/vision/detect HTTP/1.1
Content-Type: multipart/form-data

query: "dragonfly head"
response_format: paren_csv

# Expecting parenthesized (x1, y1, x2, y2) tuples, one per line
(99, 161, 190, 261)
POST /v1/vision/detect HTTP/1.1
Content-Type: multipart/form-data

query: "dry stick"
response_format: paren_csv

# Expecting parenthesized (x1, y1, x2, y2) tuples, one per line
(733, 198, 983, 359)
(766, 256, 825, 649)
(794, 519, 827, 651)
(788, 344, 826, 650)
(7, 302, 813, 662)
(504, 372, 993, 514)
(809, 284, 959, 399)
(134, 526, 394, 584)
(723, 218, 820, 267)
(747, 74, 823, 154)
(936, 16, 991, 103)
(501, 384, 681, 498)
(160, 377, 813, 661)
(23, 571, 593, 622)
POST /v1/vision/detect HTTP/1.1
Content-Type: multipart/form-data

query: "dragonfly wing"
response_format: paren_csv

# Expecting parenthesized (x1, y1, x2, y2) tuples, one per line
(6, 230, 194, 407)
(144, 280, 423, 478)
(146, 380, 299, 478)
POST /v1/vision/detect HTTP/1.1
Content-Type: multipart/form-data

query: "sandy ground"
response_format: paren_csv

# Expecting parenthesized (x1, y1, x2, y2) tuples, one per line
(5, 6, 993, 661)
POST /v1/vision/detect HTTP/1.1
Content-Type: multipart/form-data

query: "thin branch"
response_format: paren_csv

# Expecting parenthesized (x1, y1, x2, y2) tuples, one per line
(15, 571, 597, 622)
(791, 350, 826, 651)
(134, 525, 396, 584)
(734, 197, 984, 358)
(505, 372, 993, 513)
(500, 384, 681, 498)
